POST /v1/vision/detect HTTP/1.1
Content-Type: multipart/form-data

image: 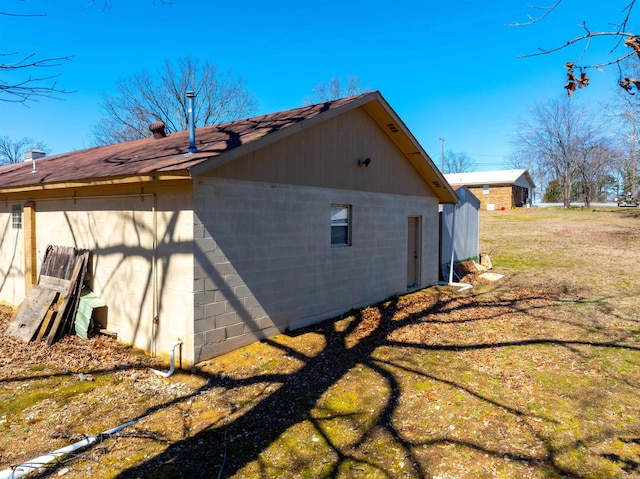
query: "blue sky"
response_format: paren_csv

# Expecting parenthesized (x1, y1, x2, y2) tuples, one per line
(0, 1, 631, 170)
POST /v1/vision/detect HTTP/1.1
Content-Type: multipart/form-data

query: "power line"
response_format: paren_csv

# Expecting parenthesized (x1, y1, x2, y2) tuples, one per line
(466, 152, 509, 158)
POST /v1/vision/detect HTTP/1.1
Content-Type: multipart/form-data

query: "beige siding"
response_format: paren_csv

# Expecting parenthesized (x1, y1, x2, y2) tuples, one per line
(206, 107, 437, 198)
(0, 203, 26, 305)
(0, 183, 197, 365)
(0, 105, 445, 366)
(192, 177, 439, 362)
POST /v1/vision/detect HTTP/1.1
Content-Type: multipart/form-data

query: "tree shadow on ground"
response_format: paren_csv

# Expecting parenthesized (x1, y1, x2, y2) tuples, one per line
(27, 286, 640, 479)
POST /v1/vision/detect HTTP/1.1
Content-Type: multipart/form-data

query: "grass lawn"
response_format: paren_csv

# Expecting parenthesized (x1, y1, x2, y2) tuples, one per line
(1, 206, 639, 478)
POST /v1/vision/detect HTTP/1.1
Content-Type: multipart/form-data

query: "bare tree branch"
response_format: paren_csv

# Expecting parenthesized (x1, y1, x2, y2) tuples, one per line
(0, 52, 72, 70)
(0, 52, 74, 102)
(519, 31, 635, 59)
(618, 1, 636, 36)
(93, 56, 258, 145)
(512, 1, 640, 94)
(0, 11, 46, 17)
(505, 0, 562, 27)
(2, 1, 172, 103)
(88, 0, 172, 9)
(1, 7, 73, 103)
(304, 76, 369, 105)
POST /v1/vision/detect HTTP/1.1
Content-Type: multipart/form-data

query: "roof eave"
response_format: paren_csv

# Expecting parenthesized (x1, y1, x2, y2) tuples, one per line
(188, 92, 458, 204)
(523, 171, 536, 188)
(0, 172, 191, 195)
(360, 93, 458, 204)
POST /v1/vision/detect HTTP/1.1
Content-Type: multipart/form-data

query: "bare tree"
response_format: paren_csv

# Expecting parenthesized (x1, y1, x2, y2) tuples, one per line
(0, 136, 48, 164)
(443, 150, 477, 173)
(513, 0, 640, 95)
(1, 8, 72, 103)
(305, 76, 369, 104)
(514, 97, 610, 207)
(575, 142, 617, 207)
(507, 149, 547, 204)
(607, 59, 640, 199)
(93, 57, 258, 145)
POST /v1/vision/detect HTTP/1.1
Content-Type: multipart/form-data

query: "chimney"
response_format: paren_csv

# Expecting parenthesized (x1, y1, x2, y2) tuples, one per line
(186, 90, 197, 153)
(149, 121, 167, 139)
(24, 149, 46, 173)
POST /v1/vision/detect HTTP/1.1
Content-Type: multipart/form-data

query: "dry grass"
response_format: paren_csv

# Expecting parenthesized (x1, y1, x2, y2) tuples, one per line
(1, 206, 640, 478)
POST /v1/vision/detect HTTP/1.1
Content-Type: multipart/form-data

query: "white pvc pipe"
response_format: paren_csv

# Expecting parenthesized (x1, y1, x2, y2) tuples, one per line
(0, 419, 139, 479)
(448, 204, 457, 284)
(448, 281, 473, 292)
(2, 340, 183, 478)
(150, 340, 183, 378)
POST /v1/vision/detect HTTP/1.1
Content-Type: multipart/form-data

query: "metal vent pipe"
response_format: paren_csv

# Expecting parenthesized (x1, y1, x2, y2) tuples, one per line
(186, 90, 197, 153)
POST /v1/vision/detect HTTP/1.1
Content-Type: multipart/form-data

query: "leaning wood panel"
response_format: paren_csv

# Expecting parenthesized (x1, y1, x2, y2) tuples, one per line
(34, 293, 62, 342)
(39, 245, 87, 281)
(39, 275, 72, 294)
(61, 251, 89, 337)
(46, 258, 84, 345)
(6, 286, 58, 342)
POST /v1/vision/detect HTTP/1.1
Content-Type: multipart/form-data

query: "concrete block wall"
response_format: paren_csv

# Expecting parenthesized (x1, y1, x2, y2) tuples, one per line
(193, 177, 439, 362)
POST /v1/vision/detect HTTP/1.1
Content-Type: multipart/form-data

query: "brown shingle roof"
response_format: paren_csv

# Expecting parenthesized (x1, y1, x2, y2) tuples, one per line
(0, 94, 366, 189)
(0, 91, 459, 204)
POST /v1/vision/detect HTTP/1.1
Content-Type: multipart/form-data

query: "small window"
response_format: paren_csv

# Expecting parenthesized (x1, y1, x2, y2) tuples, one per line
(482, 185, 490, 195)
(331, 204, 351, 246)
(12, 205, 22, 230)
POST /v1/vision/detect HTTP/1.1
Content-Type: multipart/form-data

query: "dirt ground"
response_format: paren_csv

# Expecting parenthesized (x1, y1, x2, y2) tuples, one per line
(1, 206, 640, 478)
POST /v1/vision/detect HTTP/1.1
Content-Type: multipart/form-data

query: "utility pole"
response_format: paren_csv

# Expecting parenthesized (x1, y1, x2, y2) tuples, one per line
(439, 135, 445, 172)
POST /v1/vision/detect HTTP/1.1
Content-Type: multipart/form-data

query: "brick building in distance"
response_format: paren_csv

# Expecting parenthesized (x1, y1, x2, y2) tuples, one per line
(444, 169, 535, 210)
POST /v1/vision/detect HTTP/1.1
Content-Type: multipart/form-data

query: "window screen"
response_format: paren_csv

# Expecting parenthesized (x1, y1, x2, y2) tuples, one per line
(331, 204, 351, 246)
(12, 205, 22, 230)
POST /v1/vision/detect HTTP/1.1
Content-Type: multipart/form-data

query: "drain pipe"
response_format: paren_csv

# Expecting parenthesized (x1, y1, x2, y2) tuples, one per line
(0, 419, 139, 479)
(439, 203, 472, 292)
(150, 340, 183, 378)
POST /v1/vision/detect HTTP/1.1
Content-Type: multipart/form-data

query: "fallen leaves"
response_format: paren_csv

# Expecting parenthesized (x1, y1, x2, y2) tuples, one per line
(2, 209, 640, 478)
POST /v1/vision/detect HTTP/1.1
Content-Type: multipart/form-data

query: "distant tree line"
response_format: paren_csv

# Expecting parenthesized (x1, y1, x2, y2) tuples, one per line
(510, 1, 640, 206)
(511, 87, 638, 207)
(442, 150, 477, 174)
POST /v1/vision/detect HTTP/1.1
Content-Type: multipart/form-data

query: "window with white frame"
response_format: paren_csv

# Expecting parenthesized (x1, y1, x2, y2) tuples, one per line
(482, 185, 490, 194)
(12, 205, 22, 230)
(331, 204, 351, 246)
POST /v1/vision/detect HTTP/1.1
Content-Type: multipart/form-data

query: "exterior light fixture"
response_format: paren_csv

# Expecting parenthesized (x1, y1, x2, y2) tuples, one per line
(358, 157, 371, 167)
